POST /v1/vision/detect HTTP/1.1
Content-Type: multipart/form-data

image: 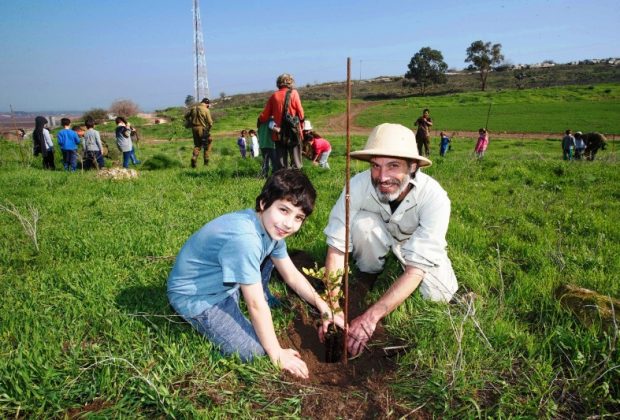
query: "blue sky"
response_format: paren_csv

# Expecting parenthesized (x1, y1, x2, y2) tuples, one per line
(1, 0, 618, 112)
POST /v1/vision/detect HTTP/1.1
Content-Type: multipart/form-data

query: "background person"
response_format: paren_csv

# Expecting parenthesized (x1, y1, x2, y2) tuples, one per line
(439, 131, 451, 157)
(249, 129, 260, 158)
(257, 120, 276, 178)
(115, 117, 133, 168)
(414, 108, 433, 156)
(32, 116, 55, 170)
(167, 169, 344, 379)
(185, 97, 214, 167)
(474, 128, 489, 159)
(574, 131, 586, 160)
(322, 123, 458, 356)
(308, 131, 332, 169)
(579, 131, 607, 161)
(237, 130, 248, 158)
(83, 117, 105, 170)
(56, 118, 81, 171)
(258, 73, 305, 171)
(561, 129, 576, 161)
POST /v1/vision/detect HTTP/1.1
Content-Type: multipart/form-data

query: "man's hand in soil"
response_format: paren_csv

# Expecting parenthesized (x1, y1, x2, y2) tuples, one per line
(317, 311, 346, 343)
(274, 348, 309, 379)
(347, 312, 378, 356)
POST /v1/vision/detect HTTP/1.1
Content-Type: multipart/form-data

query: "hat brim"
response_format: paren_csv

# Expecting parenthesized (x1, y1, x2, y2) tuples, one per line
(350, 150, 432, 167)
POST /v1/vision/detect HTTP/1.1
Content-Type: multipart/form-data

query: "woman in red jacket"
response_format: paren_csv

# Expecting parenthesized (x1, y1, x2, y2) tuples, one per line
(258, 73, 305, 171)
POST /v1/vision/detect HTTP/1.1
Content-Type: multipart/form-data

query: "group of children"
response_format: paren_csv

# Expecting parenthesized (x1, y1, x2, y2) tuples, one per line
(32, 117, 140, 171)
(561, 129, 587, 161)
(237, 121, 333, 170)
(237, 129, 260, 159)
(435, 128, 489, 159)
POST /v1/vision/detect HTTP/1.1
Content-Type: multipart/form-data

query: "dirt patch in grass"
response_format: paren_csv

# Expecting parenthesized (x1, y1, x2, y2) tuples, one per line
(274, 250, 427, 419)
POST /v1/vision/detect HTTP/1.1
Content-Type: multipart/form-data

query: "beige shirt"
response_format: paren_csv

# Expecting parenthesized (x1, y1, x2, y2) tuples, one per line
(324, 169, 451, 270)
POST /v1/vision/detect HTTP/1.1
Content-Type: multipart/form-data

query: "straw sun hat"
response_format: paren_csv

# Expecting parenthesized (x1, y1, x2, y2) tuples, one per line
(350, 123, 432, 167)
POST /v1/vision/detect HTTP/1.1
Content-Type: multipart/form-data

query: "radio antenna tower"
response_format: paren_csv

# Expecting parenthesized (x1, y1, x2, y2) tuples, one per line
(193, 0, 209, 100)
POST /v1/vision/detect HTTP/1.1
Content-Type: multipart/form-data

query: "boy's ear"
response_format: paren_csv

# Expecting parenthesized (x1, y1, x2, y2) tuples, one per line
(258, 200, 265, 212)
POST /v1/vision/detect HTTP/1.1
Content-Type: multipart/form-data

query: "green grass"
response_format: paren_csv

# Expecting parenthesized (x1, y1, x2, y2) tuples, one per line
(1, 98, 619, 417)
(356, 83, 620, 134)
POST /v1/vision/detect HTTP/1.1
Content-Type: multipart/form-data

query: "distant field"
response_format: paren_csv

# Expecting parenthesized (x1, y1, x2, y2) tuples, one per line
(355, 83, 620, 134)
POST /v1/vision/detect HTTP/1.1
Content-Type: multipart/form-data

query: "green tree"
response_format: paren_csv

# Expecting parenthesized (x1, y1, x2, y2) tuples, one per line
(184, 95, 196, 107)
(465, 40, 505, 91)
(404, 47, 448, 95)
(82, 108, 108, 124)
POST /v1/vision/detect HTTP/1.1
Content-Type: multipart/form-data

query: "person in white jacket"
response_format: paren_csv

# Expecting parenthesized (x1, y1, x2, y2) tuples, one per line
(322, 123, 458, 356)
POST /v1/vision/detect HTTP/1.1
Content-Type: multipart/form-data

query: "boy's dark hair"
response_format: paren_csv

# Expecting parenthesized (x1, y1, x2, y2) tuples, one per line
(255, 169, 316, 217)
(85, 118, 95, 129)
(423, 108, 430, 113)
(565, 129, 571, 135)
(61, 117, 71, 126)
(115, 116, 127, 125)
(249, 129, 256, 135)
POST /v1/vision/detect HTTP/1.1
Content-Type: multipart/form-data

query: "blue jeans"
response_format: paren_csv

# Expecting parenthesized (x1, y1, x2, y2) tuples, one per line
(187, 259, 279, 361)
(62, 149, 78, 171)
(130, 147, 140, 164)
(122, 151, 132, 168)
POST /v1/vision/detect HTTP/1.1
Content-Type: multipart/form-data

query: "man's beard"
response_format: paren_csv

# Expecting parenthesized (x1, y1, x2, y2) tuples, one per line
(372, 173, 411, 203)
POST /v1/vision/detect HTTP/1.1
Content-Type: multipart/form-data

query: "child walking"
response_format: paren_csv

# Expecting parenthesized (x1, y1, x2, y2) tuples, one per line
(56, 118, 81, 171)
(474, 128, 489, 159)
(167, 169, 344, 378)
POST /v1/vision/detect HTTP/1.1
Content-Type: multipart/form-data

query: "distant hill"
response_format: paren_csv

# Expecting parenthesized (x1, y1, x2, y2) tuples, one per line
(209, 62, 620, 109)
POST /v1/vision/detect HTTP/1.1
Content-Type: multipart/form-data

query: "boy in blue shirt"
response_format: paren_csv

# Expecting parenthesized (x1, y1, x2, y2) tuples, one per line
(439, 131, 451, 157)
(168, 169, 344, 379)
(56, 118, 81, 171)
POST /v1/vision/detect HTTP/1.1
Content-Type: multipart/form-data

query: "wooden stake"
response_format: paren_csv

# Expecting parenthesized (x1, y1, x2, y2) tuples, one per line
(343, 58, 352, 363)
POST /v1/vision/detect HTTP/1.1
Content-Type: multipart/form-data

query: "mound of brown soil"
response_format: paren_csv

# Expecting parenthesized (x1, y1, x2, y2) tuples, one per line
(275, 251, 424, 419)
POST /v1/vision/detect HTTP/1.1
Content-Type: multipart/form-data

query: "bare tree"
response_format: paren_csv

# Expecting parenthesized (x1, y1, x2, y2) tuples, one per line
(465, 40, 505, 91)
(109, 99, 140, 117)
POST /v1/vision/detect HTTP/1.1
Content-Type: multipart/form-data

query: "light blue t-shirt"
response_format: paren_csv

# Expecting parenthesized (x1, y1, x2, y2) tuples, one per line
(167, 209, 287, 318)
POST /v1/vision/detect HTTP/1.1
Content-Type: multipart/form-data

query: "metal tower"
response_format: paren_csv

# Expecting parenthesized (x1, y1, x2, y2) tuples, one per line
(193, 0, 209, 100)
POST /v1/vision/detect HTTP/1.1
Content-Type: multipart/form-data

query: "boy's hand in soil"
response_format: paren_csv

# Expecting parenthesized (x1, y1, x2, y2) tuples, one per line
(347, 313, 377, 356)
(317, 311, 346, 343)
(273, 348, 309, 379)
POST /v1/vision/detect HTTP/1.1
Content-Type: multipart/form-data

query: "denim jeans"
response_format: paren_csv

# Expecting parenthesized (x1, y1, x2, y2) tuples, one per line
(122, 151, 132, 168)
(187, 259, 279, 361)
(62, 149, 77, 171)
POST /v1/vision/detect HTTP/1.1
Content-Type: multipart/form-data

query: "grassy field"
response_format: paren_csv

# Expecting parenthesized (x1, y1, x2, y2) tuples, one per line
(355, 83, 620, 134)
(1, 89, 619, 417)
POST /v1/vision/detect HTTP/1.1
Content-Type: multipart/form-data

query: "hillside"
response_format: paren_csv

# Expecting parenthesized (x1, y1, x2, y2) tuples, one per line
(209, 62, 620, 108)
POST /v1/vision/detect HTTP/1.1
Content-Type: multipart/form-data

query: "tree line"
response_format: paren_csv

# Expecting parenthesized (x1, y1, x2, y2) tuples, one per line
(405, 40, 504, 94)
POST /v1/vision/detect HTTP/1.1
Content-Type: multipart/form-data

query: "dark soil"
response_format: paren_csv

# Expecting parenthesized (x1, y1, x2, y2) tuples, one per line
(274, 250, 427, 419)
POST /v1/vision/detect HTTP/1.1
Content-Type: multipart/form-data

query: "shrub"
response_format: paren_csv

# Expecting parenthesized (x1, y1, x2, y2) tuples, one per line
(82, 108, 108, 124)
(109, 99, 140, 117)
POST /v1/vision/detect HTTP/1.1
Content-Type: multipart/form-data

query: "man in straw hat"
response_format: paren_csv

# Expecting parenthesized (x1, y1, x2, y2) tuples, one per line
(322, 123, 458, 356)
